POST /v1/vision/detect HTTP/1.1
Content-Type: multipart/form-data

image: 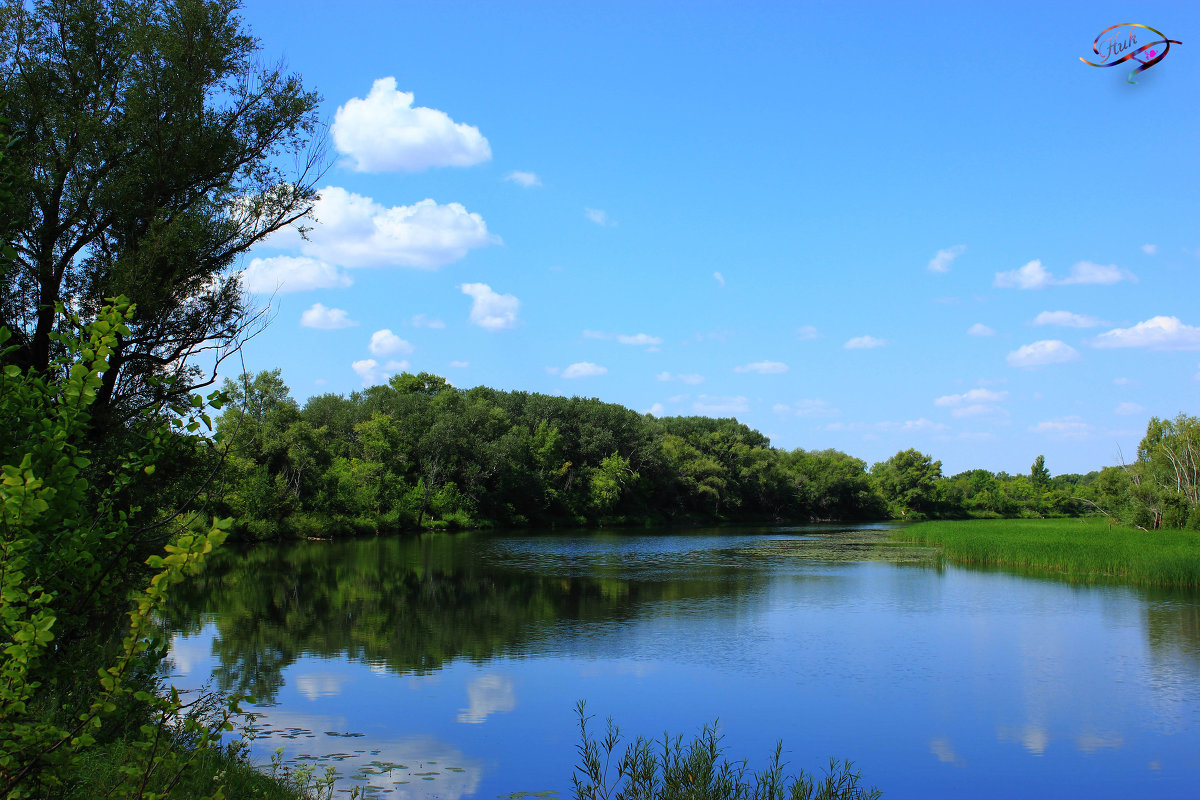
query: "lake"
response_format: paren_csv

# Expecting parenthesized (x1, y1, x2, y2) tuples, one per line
(164, 525, 1200, 799)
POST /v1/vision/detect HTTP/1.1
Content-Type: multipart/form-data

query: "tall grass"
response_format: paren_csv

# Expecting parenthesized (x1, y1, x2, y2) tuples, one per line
(571, 702, 880, 800)
(892, 517, 1200, 587)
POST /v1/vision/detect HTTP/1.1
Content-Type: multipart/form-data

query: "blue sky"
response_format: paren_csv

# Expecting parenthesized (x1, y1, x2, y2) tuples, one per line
(228, 1, 1200, 475)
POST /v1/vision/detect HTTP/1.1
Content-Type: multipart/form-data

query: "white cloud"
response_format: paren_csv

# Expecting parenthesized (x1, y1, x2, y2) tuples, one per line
(562, 361, 607, 379)
(795, 325, 820, 340)
(616, 333, 663, 347)
(713, 271, 725, 287)
(1091, 316, 1200, 350)
(1059, 261, 1133, 285)
(368, 329, 414, 357)
(456, 674, 516, 725)
(1030, 416, 1091, 439)
(331, 77, 491, 172)
(585, 208, 612, 226)
(657, 372, 704, 384)
(693, 395, 749, 415)
(302, 187, 496, 270)
(299, 302, 357, 329)
(994, 259, 1053, 289)
(1115, 402, 1145, 415)
(967, 323, 995, 337)
(934, 388, 1008, 407)
(461, 283, 520, 331)
(449, 360, 469, 368)
(775, 398, 838, 418)
(646, 402, 665, 417)
(994, 259, 1135, 289)
(1142, 243, 1158, 255)
(927, 244, 966, 273)
(1006, 340, 1080, 368)
(935, 388, 1009, 419)
(844, 335, 887, 349)
(504, 170, 542, 187)
(733, 360, 788, 374)
(241, 256, 352, 293)
(1033, 310, 1105, 328)
(351, 358, 410, 386)
(411, 314, 445, 329)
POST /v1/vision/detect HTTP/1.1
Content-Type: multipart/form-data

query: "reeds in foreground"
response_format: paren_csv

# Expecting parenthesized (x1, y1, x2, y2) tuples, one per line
(571, 701, 881, 800)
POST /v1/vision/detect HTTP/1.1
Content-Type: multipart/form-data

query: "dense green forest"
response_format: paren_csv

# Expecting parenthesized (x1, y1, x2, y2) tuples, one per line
(210, 369, 1200, 538)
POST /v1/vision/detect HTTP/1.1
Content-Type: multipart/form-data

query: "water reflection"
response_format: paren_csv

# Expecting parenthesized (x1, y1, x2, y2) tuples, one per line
(457, 675, 516, 724)
(165, 527, 1200, 800)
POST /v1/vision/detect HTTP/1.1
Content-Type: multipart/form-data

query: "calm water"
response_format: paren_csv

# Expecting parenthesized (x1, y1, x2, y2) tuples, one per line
(164, 525, 1200, 799)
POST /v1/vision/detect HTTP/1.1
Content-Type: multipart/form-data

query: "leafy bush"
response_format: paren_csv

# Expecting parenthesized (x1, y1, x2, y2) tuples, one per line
(1, 299, 240, 798)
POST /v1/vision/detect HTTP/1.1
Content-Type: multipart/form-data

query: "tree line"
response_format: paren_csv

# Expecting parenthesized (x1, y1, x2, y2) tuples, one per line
(209, 369, 1200, 537)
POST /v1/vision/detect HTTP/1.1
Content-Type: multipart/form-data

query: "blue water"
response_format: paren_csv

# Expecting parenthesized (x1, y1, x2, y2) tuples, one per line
(166, 526, 1200, 799)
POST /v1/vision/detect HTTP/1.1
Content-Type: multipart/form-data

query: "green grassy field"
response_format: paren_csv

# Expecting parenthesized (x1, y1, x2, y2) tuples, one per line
(892, 518, 1200, 587)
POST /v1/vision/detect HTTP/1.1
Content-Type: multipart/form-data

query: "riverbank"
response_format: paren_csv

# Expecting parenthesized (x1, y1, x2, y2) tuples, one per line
(892, 517, 1200, 587)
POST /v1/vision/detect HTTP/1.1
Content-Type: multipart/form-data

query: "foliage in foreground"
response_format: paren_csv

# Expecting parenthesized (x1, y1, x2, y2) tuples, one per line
(893, 518, 1200, 587)
(0, 299, 237, 798)
(571, 703, 880, 800)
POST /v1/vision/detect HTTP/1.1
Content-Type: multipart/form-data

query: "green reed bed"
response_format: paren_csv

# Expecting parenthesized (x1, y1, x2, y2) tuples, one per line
(892, 518, 1200, 587)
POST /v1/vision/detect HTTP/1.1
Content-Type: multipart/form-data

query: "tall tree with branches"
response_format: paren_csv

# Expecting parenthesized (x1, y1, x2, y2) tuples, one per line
(0, 0, 324, 429)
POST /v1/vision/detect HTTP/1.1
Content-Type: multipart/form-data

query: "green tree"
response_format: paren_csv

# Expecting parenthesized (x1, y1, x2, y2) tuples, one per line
(871, 449, 942, 518)
(1030, 454, 1050, 490)
(0, 0, 322, 425)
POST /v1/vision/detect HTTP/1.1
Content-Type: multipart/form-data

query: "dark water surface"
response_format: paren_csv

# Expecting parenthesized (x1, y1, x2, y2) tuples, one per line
(164, 525, 1200, 799)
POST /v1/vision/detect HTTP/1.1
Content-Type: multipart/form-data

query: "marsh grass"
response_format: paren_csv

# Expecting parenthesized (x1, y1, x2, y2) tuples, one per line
(892, 518, 1200, 587)
(571, 702, 880, 800)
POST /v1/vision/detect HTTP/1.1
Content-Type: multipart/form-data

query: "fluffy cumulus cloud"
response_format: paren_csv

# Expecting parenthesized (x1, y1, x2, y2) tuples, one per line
(1033, 310, 1105, 328)
(461, 283, 519, 331)
(504, 170, 541, 187)
(1006, 340, 1080, 367)
(967, 323, 995, 337)
(657, 372, 705, 384)
(844, 335, 886, 349)
(332, 78, 491, 172)
(713, 271, 726, 287)
(241, 256, 352, 293)
(351, 358, 410, 386)
(562, 362, 607, 379)
(299, 302, 357, 329)
(693, 395, 749, 415)
(927, 244, 966, 273)
(368, 329, 414, 357)
(733, 360, 788, 374)
(994, 259, 1135, 289)
(1091, 316, 1200, 350)
(302, 187, 496, 270)
(646, 402, 665, 416)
